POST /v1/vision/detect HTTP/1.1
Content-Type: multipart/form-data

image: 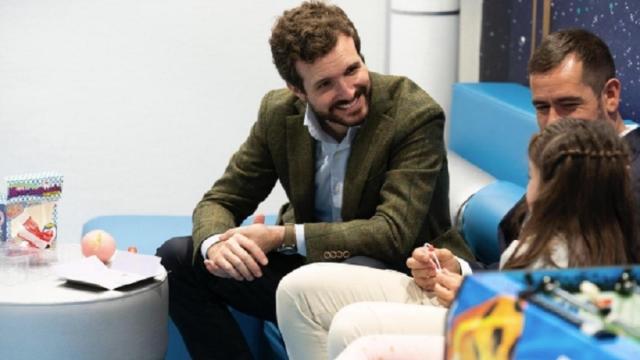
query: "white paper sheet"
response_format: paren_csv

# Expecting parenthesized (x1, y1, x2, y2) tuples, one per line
(54, 251, 164, 290)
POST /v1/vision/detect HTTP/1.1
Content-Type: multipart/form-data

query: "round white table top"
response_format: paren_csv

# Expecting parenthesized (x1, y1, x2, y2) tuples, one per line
(0, 243, 167, 305)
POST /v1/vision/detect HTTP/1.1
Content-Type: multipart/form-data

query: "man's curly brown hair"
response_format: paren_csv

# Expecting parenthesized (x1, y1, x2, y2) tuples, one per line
(269, 1, 362, 92)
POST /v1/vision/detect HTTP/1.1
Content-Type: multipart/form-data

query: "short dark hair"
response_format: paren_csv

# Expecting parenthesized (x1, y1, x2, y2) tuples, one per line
(269, 1, 362, 92)
(528, 29, 615, 95)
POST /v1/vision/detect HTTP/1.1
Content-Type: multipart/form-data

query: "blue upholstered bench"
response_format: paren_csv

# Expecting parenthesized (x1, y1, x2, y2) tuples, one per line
(459, 181, 525, 264)
(447, 82, 537, 264)
(82, 215, 287, 360)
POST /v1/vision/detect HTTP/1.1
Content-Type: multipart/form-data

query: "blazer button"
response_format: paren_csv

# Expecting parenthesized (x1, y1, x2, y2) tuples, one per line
(343, 250, 350, 258)
(323, 251, 331, 260)
(330, 251, 337, 259)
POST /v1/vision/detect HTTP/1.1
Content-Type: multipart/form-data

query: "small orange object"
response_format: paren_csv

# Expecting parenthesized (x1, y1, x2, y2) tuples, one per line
(127, 246, 138, 254)
(81, 230, 116, 263)
(595, 297, 612, 309)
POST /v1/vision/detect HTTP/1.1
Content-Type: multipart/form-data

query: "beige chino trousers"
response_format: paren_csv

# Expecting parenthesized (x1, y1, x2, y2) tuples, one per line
(276, 263, 448, 359)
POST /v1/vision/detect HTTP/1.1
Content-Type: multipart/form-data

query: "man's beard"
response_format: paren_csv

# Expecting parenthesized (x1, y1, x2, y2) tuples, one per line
(312, 85, 370, 127)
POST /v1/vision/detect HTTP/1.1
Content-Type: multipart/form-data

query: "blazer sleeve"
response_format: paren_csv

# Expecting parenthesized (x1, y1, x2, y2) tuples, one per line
(191, 92, 279, 259)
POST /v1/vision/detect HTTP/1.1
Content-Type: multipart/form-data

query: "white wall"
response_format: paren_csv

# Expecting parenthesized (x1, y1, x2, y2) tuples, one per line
(0, 0, 387, 242)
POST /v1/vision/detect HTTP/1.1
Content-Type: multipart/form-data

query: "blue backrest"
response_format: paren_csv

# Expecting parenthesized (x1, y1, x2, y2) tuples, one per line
(449, 83, 538, 188)
(460, 181, 525, 264)
(82, 215, 192, 255)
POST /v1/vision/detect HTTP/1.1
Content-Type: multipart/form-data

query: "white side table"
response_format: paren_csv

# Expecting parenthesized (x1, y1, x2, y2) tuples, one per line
(0, 243, 168, 360)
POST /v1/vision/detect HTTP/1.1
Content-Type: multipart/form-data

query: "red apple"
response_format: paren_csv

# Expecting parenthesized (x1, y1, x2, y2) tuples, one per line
(81, 230, 116, 263)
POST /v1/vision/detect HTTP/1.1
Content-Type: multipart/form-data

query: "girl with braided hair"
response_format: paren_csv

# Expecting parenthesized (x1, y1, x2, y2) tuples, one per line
(502, 117, 637, 268)
(335, 118, 638, 359)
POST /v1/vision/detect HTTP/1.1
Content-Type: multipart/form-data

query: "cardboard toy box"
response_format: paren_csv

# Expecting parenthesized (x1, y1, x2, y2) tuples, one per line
(446, 266, 640, 359)
(1, 173, 63, 248)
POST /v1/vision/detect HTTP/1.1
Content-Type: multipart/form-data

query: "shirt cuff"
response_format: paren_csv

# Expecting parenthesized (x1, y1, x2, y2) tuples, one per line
(200, 234, 221, 259)
(456, 256, 473, 276)
(295, 224, 306, 256)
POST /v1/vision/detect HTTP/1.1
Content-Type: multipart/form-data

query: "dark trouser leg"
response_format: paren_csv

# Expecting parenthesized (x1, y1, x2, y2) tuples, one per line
(157, 236, 248, 360)
(208, 251, 305, 323)
(156, 237, 304, 360)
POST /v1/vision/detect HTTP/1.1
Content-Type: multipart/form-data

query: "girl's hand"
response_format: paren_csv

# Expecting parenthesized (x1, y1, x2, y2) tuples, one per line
(408, 246, 461, 291)
(433, 269, 463, 308)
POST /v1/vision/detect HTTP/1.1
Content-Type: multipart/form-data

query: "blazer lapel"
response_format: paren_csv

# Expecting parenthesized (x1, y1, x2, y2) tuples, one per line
(342, 75, 394, 220)
(286, 111, 316, 222)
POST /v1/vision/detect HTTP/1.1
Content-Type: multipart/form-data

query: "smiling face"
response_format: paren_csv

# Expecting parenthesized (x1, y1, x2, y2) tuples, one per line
(288, 34, 370, 140)
(530, 55, 608, 129)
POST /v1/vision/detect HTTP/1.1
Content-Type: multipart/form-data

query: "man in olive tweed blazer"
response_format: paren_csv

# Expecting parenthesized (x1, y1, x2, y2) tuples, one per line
(156, 2, 471, 359)
(191, 71, 460, 271)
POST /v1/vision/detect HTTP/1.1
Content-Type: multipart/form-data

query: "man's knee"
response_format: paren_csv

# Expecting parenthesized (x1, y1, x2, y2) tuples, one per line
(277, 263, 336, 299)
(277, 263, 319, 305)
(275, 263, 331, 323)
(156, 236, 193, 271)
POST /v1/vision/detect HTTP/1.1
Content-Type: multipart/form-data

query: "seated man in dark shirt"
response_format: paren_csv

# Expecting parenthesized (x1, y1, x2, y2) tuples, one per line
(497, 28, 640, 261)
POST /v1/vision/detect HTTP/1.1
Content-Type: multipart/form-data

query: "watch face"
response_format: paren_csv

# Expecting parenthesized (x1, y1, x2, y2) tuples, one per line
(277, 243, 297, 255)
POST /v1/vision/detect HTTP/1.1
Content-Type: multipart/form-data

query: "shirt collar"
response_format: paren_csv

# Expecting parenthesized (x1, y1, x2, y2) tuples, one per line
(621, 122, 639, 137)
(303, 105, 360, 145)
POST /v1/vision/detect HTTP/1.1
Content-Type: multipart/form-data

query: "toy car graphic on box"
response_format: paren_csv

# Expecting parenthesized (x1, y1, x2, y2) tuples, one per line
(445, 267, 640, 360)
